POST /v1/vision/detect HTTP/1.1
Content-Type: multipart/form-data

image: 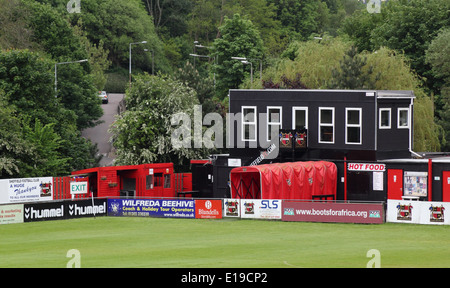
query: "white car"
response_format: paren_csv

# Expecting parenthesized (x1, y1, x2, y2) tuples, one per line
(98, 91, 108, 104)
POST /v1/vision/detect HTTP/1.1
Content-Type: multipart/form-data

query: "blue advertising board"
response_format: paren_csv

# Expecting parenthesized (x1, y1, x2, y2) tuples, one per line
(108, 199, 195, 218)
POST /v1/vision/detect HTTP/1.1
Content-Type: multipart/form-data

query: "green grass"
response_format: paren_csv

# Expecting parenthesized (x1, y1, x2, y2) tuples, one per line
(1, 217, 450, 268)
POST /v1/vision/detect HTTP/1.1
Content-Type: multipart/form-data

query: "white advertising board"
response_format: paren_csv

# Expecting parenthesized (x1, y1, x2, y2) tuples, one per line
(0, 204, 24, 225)
(387, 200, 450, 225)
(240, 199, 282, 220)
(6, 177, 53, 203)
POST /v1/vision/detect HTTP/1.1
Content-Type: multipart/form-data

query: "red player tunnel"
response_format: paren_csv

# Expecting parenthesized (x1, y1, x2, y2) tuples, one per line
(230, 161, 337, 200)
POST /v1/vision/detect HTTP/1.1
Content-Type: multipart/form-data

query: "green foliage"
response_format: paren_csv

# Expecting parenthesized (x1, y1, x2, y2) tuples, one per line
(0, 0, 36, 50)
(426, 28, 450, 150)
(0, 49, 60, 125)
(0, 49, 100, 177)
(0, 92, 33, 177)
(426, 28, 450, 86)
(212, 14, 264, 99)
(173, 61, 216, 115)
(341, 0, 450, 94)
(73, 19, 112, 91)
(264, 37, 351, 89)
(267, 0, 321, 40)
(23, 0, 87, 61)
(110, 74, 210, 171)
(327, 45, 378, 89)
(68, 0, 168, 74)
(263, 39, 443, 152)
(20, 120, 69, 177)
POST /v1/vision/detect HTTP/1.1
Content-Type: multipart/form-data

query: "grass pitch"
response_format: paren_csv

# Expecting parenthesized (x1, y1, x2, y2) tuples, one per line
(1, 216, 450, 268)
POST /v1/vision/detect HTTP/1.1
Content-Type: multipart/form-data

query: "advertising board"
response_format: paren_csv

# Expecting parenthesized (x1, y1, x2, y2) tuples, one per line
(7, 177, 53, 203)
(240, 199, 281, 220)
(195, 200, 222, 219)
(223, 199, 240, 218)
(282, 201, 384, 224)
(387, 200, 450, 225)
(23, 199, 107, 222)
(24, 202, 65, 222)
(108, 199, 195, 218)
(67, 199, 107, 218)
(0, 204, 24, 225)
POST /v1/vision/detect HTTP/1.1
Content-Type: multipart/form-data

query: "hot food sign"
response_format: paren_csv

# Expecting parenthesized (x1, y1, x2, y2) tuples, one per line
(347, 163, 386, 172)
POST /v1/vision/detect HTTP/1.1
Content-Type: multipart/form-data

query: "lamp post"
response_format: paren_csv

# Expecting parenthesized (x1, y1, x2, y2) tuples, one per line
(231, 57, 261, 82)
(241, 60, 253, 84)
(129, 41, 147, 88)
(54, 59, 88, 97)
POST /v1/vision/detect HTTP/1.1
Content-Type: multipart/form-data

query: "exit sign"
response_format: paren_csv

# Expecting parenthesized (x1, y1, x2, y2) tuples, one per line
(70, 181, 88, 194)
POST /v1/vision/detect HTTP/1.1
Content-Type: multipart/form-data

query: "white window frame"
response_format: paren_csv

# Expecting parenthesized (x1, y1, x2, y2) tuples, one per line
(318, 107, 335, 144)
(292, 107, 308, 130)
(397, 108, 410, 129)
(241, 106, 257, 141)
(379, 108, 391, 129)
(266, 106, 282, 142)
(345, 108, 362, 145)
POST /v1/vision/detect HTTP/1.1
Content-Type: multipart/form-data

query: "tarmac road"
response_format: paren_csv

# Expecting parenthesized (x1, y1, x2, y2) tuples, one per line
(82, 93, 124, 166)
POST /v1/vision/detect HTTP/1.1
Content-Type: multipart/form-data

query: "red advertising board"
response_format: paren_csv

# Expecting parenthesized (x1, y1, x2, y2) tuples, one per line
(195, 200, 222, 219)
(282, 201, 384, 224)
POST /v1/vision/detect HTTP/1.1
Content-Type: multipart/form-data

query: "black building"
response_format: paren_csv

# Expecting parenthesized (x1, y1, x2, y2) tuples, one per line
(193, 89, 450, 203)
(227, 89, 415, 162)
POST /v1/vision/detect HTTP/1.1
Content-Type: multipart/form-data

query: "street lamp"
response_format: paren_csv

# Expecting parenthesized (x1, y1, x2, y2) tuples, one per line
(241, 60, 253, 84)
(54, 59, 88, 97)
(231, 57, 261, 82)
(129, 41, 147, 88)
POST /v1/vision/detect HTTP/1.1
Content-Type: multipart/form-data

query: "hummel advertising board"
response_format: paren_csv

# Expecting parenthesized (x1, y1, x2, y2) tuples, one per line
(108, 199, 195, 218)
(23, 199, 107, 222)
(282, 201, 384, 224)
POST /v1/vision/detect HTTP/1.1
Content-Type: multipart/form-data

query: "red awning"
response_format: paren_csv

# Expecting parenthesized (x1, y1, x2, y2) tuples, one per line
(230, 161, 337, 200)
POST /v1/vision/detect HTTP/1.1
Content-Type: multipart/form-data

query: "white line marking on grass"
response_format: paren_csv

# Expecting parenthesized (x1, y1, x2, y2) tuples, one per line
(283, 261, 302, 268)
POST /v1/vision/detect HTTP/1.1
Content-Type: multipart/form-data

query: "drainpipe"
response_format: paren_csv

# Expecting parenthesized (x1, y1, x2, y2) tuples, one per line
(409, 98, 422, 159)
(428, 159, 432, 201)
(344, 156, 347, 202)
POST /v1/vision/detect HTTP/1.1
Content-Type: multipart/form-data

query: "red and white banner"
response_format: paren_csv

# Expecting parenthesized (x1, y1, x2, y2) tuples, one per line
(282, 201, 384, 224)
(195, 200, 222, 219)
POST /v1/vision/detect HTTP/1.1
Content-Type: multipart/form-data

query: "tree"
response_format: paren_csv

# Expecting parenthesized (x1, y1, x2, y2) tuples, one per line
(110, 73, 210, 171)
(426, 28, 450, 150)
(0, 49, 100, 176)
(0, 92, 33, 178)
(263, 39, 443, 152)
(267, 0, 321, 40)
(0, 0, 35, 50)
(68, 0, 167, 73)
(328, 45, 378, 89)
(20, 120, 70, 177)
(173, 61, 216, 116)
(426, 28, 450, 87)
(22, 0, 104, 130)
(341, 0, 450, 94)
(211, 14, 264, 99)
